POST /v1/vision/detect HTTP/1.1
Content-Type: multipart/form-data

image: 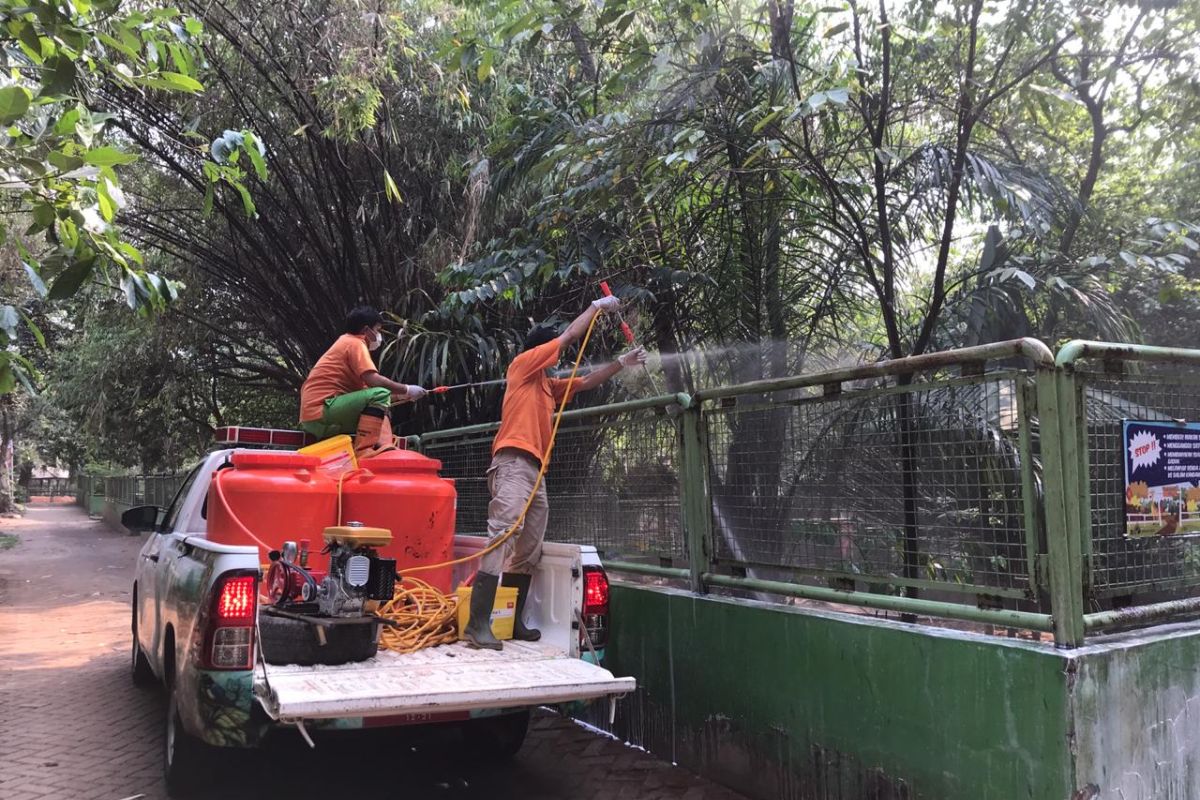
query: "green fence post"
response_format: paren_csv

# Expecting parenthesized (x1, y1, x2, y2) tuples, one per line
(678, 398, 712, 594)
(1039, 364, 1086, 646)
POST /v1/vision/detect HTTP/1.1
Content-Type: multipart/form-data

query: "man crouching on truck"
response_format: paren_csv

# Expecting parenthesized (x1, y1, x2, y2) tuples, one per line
(299, 306, 428, 458)
(464, 295, 647, 650)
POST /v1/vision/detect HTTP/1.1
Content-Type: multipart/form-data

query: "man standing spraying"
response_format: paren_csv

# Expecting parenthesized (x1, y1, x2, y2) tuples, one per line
(463, 295, 647, 650)
(299, 306, 428, 458)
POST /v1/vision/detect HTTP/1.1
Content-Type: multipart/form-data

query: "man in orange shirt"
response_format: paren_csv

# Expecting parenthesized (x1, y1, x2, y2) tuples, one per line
(299, 306, 428, 457)
(463, 295, 646, 650)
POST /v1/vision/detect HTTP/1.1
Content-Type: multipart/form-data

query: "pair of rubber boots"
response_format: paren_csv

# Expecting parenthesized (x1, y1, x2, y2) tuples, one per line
(463, 572, 539, 651)
(354, 408, 397, 460)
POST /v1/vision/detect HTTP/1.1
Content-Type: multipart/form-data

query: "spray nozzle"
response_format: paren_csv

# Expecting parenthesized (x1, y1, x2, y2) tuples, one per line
(599, 281, 636, 345)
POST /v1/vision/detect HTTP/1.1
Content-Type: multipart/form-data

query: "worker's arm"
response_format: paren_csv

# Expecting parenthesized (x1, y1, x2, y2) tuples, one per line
(557, 296, 621, 349)
(363, 371, 427, 401)
(559, 347, 648, 393)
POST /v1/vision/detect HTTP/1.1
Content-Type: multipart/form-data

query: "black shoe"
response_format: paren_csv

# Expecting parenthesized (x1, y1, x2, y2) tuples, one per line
(464, 572, 503, 651)
(502, 573, 542, 642)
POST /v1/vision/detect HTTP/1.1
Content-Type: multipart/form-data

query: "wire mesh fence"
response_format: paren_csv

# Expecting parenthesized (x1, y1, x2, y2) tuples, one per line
(704, 374, 1033, 596)
(423, 406, 684, 564)
(93, 474, 187, 511)
(1079, 370, 1200, 597)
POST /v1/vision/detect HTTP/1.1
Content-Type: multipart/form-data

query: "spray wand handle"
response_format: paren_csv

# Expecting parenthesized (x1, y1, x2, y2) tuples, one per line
(598, 282, 636, 345)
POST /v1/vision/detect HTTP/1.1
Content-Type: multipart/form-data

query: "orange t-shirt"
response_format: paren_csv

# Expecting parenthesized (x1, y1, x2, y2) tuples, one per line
(299, 334, 378, 422)
(492, 339, 577, 463)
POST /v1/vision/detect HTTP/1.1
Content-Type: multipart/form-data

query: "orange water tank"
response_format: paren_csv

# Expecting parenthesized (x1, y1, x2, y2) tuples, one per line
(340, 450, 457, 592)
(207, 451, 337, 567)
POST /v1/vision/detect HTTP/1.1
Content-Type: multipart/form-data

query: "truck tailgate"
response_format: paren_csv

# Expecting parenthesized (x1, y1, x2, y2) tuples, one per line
(254, 641, 635, 720)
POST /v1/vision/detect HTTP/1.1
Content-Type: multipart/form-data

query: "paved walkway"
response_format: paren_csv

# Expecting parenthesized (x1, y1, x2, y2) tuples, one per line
(0, 505, 747, 800)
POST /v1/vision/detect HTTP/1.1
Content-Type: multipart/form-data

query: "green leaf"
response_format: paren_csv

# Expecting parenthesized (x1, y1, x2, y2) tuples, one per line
(153, 71, 204, 92)
(0, 86, 32, 125)
(383, 169, 403, 204)
(19, 310, 44, 349)
(824, 21, 850, 38)
(233, 181, 256, 217)
(31, 203, 55, 230)
(477, 49, 495, 82)
(48, 255, 95, 300)
(752, 108, 784, 134)
(0, 362, 17, 395)
(243, 133, 267, 180)
(96, 182, 115, 222)
(84, 147, 138, 167)
(22, 262, 47, 297)
(40, 55, 77, 97)
(201, 182, 214, 216)
(48, 150, 84, 172)
(117, 242, 143, 266)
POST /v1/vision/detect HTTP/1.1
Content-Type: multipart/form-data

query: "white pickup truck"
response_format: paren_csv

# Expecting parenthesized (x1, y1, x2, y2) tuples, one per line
(126, 442, 634, 796)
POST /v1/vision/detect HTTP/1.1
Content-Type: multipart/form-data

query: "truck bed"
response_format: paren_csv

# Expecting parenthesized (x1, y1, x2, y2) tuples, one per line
(254, 640, 634, 720)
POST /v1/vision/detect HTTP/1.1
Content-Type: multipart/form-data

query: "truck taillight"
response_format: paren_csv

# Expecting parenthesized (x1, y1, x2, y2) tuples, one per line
(201, 572, 257, 670)
(581, 565, 609, 649)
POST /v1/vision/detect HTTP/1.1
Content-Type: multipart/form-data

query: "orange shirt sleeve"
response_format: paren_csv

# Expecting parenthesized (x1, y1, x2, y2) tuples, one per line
(507, 339, 561, 383)
(548, 377, 578, 404)
(344, 337, 377, 379)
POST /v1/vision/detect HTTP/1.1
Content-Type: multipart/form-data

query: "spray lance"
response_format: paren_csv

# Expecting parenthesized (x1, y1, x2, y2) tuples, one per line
(598, 281, 664, 396)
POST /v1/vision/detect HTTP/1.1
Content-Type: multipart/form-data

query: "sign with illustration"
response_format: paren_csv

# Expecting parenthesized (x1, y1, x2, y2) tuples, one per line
(1124, 420, 1200, 538)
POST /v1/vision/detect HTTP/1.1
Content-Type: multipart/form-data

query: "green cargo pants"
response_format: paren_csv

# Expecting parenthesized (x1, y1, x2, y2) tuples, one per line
(300, 387, 391, 440)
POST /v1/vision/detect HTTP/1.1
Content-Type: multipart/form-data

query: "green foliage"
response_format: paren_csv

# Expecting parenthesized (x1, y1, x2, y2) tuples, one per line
(0, 0, 267, 398)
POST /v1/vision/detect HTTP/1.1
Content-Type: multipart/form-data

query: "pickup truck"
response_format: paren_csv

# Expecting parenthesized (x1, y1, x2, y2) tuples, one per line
(126, 440, 634, 796)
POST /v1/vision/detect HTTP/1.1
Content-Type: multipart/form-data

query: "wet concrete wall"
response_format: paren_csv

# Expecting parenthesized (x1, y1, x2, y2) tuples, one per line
(595, 584, 1200, 800)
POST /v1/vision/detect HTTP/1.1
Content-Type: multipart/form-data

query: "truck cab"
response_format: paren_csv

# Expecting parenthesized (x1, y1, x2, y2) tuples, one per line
(128, 430, 633, 796)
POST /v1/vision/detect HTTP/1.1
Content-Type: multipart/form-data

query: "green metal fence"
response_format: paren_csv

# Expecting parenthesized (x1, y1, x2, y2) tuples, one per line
(418, 339, 1070, 639)
(76, 473, 186, 519)
(77, 338, 1200, 646)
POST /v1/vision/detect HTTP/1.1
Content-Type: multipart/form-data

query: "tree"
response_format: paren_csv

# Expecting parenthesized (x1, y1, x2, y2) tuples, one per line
(0, 0, 266, 395)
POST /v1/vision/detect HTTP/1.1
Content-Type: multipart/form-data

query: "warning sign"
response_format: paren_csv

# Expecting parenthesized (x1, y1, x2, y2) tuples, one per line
(1123, 421, 1200, 537)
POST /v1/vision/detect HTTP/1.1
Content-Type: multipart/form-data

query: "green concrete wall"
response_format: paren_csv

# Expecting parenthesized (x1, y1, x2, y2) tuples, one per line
(599, 584, 1200, 799)
(602, 584, 1075, 799)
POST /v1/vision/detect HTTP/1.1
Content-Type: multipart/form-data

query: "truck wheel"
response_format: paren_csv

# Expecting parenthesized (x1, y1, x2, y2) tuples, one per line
(258, 613, 379, 666)
(164, 690, 213, 797)
(130, 605, 156, 688)
(463, 710, 531, 760)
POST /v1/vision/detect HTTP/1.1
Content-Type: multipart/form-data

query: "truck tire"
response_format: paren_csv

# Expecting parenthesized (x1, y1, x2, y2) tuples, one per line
(164, 690, 214, 797)
(463, 710, 531, 760)
(258, 613, 379, 666)
(130, 604, 156, 688)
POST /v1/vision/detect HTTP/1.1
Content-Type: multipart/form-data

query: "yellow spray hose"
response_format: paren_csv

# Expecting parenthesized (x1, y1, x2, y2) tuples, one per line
(375, 311, 604, 652)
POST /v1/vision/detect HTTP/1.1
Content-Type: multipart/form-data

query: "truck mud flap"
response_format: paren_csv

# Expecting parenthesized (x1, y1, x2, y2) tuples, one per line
(254, 640, 635, 721)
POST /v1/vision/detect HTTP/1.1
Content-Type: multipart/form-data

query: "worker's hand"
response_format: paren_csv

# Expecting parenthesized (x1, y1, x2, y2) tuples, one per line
(591, 295, 621, 312)
(405, 385, 428, 401)
(618, 347, 648, 368)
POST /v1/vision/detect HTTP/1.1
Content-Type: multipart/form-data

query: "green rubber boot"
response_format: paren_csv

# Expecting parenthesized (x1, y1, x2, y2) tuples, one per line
(502, 573, 541, 642)
(463, 571, 503, 651)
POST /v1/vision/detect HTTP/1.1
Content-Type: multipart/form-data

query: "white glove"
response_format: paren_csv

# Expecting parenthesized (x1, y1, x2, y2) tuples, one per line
(591, 295, 621, 312)
(618, 347, 648, 368)
(405, 385, 428, 401)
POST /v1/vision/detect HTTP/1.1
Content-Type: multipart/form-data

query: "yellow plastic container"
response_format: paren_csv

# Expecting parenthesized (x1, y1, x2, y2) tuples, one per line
(456, 585, 517, 641)
(298, 435, 357, 477)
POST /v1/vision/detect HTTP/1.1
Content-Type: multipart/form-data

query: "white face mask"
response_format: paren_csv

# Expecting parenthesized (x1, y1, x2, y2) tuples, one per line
(367, 330, 382, 351)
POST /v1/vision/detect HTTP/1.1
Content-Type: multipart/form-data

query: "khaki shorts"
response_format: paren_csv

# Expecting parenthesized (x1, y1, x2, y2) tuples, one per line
(480, 448, 548, 575)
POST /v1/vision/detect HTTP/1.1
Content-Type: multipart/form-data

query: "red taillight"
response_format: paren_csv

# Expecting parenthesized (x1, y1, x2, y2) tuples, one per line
(216, 576, 256, 620)
(584, 568, 609, 613)
(581, 565, 609, 650)
(202, 572, 257, 670)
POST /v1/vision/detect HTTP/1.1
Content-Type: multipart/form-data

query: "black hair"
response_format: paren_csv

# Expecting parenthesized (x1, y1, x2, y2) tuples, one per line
(522, 323, 560, 352)
(345, 306, 382, 334)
